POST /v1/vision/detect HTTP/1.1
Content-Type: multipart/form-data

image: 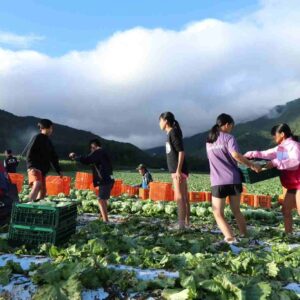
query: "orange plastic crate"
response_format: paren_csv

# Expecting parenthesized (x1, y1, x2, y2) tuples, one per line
(226, 196, 230, 205)
(122, 184, 139, 196)
(254, 195, 272, 208)
(189, 191, 206, 202)
(46, 176, 71, 196)
(283, 187, 287, 196)
(205, 191, 212, 202)
(139, 188, 149, 200)
(241, 193, 254, 206)
(8, 173, 24, 193)
(89, 183, 99, 195)
(111, 179, 123, 197)
(75, 172, 93, 190)
(149, 182, 174, 201)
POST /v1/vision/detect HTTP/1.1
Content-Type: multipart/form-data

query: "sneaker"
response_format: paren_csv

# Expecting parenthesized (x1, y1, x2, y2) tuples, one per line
(213, 237, 238, 248)
(224, 237, 239, 245)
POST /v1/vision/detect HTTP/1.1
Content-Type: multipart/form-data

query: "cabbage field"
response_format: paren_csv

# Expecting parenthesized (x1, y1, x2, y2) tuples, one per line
(1, 171, 300, 300)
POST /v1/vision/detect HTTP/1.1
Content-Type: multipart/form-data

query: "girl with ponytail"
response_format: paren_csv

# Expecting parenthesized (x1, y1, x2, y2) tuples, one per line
(159, 112, 189, 230)
(206, 113, 261, 244)
(245, 123, 300, 233)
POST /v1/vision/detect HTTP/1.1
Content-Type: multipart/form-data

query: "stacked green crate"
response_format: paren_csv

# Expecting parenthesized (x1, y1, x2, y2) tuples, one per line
(8, 202, 77, 246)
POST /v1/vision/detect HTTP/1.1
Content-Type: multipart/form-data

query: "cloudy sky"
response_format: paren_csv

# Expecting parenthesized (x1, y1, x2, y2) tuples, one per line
(0, 0, 300, 149)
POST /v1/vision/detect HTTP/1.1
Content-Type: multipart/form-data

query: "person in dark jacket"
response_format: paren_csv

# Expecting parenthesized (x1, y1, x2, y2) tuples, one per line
(135, 164, 153, 189)
(26, 119, 62, 202)
(4, 150, 19, 173)
(0, 162, 19, 225)
(69, 139, 114, 222)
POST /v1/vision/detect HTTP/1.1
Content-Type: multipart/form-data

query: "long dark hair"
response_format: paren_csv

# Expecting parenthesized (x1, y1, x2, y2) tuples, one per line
(271, 123, 298, 141)
(207, 113, 234, 143)
(38, 119, 53, 129)
(159, 112, 183, 138)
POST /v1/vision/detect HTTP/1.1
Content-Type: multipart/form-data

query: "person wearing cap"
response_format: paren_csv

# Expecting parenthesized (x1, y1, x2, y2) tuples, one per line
(136, 164, 153, 189)
(26, 119, 62, 202)
(4, 149, 19, 173)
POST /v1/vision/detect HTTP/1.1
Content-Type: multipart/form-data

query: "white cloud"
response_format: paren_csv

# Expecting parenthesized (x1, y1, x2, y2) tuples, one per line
(0, 0, 300, 149)
(0, 31, 44, 48)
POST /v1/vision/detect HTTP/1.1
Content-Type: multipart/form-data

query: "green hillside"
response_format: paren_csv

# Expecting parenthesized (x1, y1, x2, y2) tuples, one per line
(147, 98, 300, 160)
(0, 110, 159, 168)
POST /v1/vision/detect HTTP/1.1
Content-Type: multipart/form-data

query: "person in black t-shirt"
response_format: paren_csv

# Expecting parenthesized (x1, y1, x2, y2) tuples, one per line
(159, 112, 190, 230)
(26, 119, 62, 202)
(4, 149, 19, 173)
(69, 139, 114, 223)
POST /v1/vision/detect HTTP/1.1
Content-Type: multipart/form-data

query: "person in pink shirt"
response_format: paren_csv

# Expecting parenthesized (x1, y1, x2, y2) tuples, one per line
(245, 123, 300, 233)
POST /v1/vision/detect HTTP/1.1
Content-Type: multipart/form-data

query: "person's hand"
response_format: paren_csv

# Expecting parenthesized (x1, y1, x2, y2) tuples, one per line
(69, 152, 76, 160)
(244, 151, 255, 159)
(250, 163, 262, 173)
(264, 161, 274, 169)
(175, 170, 183, 183)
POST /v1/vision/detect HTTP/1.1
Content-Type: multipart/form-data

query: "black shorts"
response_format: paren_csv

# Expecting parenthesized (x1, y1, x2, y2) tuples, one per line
(211, 184, 243, 199)
(98, 182, 114, 200)
(287, 189, 299, 195)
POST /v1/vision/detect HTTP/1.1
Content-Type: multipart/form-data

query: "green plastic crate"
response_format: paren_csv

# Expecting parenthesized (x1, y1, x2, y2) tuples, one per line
(239, 163, 280, 184)
(11, 202, 77, 228)
(8, 219, 76, 246)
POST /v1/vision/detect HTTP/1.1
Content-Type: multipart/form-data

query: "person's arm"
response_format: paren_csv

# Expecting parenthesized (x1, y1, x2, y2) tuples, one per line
(26, 135, 39, 165)
(177, 152, 185, 174)
(170, 131, 186, 179)
(227, 136, 261, 172)
(231, 151, 260, 171)
(75, 151, 98, 165)
(271, 145, 300, 170)
(244, 147, 278, 160)
(49, 142, 62, 175)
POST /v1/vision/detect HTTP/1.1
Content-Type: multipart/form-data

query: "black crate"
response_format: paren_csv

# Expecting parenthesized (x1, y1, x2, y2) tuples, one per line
(239, 164, 280, 184)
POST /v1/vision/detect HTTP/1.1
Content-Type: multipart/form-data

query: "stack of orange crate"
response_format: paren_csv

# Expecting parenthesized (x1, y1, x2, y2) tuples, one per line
(278, 187, 287, 204)
(205, 191, 212, 202)
(111, 179, 123, 197)
(46, 176, 72, 196)
(189, 191, 206, 202)
(75, 172, 93, 190)
(254, 195, 272, 208)
(122, 184, 139, 197)
(241, 193, 255, 206)
(139, 188, 149, 200)
(8, 173, 25, 193)
(149, 182, 174, 201)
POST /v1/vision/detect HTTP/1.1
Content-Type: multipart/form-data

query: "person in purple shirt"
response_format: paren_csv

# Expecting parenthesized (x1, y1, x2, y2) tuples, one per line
(206, 113, 261, 244)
